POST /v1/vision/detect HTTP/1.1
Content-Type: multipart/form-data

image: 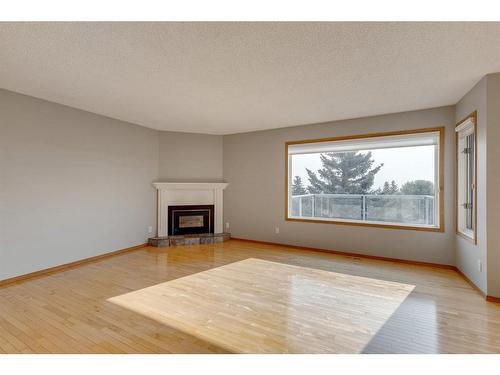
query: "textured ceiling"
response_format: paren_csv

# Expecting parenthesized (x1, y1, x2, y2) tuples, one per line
(1, 22, 500, 134)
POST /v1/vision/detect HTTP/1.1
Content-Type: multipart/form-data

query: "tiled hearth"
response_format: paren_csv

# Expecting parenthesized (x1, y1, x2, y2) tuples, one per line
(148, 232, 230, 247)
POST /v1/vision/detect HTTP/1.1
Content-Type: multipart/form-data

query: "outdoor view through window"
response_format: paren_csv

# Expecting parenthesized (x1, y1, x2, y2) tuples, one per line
(287, 129, 441, 229)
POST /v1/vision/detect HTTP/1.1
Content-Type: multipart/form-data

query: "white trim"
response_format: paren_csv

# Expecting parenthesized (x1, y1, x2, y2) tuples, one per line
(153, 182, 228, 236)
(456, 121, 476, 240)
(455, 117, 475, 134)
(460, 227, 475, 241)
(153, 182, 228, 190)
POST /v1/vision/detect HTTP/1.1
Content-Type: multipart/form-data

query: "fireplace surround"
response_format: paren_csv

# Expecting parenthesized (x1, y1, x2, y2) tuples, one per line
(153, 182, 228, 237)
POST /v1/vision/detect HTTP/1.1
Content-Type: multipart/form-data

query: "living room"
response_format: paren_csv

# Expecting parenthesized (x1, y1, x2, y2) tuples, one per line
(1, 2, 500, 373)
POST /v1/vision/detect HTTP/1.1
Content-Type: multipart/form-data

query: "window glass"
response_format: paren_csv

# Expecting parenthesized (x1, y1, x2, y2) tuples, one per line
(287, 129, 442, 229)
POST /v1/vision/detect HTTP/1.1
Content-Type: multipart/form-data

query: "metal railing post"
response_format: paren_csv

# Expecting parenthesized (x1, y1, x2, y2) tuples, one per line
(424, 196, 429, 225)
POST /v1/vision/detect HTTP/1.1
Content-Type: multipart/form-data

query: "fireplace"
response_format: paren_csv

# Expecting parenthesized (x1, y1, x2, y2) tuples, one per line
(168, 205, 214, 235)
(153, 182, 228, 237)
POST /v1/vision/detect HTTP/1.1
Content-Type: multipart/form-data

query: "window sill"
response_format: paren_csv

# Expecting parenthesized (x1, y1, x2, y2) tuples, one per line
(286, 216, 443, 232)
(457, 229, 476, 244)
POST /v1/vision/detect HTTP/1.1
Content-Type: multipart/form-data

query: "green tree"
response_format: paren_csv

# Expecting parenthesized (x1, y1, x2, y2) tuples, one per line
(379, 180, 399, 194)
(291, 176, 308, 195)
(400, 180, 434, 195)
(382, 181, 391, 194)
(306, 151, 383, 194)
(390, 180, 399, 194)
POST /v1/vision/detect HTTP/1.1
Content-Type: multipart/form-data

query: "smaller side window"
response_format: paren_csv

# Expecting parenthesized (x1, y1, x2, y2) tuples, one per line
(455, 114, 477, 243)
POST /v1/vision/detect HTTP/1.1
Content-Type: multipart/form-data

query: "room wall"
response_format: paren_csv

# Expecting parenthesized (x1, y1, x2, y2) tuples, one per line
(223, 106, 456, 265)
(455, 77, 488, 294)
(3, 78, 497, 289)
(0, 89, 159, 281)
(486, 73, 500, 298)
(158, 131, 223, 181)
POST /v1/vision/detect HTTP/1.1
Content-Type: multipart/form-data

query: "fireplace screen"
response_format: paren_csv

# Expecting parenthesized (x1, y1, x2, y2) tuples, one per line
(179, 215, 204, 228)
(168, 205, 215, 235)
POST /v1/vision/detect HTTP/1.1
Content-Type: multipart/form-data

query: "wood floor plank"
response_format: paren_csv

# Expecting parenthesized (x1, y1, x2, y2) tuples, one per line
(0, 239, 499, 353)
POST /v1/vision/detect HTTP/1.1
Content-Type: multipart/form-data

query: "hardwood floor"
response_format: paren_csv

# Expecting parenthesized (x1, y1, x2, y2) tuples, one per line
(0, 239, 499, 353)
(110, 257, 415, 353)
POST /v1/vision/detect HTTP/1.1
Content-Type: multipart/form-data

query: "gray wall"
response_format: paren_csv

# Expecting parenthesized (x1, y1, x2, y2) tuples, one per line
(223, 106, 456, 265)
(0, 89, 159, 281)
(158, 131, 223, 181)
(486, 73, 500, 297)
(455, 77, 488, 294)
(455, 73, 500, 298)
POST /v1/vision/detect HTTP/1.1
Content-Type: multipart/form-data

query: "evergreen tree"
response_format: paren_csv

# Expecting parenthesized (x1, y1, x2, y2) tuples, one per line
(379, 180, 400, 195)
(306, 151, 383, 194)
(382, 181, 391, 194)
(390, 180, 399, 194)
(291, 176, 308, 195)
(400, 180, 434, 195)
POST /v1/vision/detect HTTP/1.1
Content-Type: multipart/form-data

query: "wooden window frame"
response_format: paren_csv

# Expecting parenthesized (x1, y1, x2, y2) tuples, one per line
(455, 112, 478, 244)
(284, 127, 445, 232)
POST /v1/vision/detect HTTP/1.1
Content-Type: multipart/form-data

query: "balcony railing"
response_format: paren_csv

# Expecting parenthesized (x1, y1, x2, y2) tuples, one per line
(290, 194, 435, 226)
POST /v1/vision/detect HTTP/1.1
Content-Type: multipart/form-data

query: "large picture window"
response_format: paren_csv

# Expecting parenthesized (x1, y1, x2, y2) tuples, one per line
(286, 128, 444, 231)
(455, 113, 477, 243)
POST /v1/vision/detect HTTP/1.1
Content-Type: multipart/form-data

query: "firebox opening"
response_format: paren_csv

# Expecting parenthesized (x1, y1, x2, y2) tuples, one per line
(168, 205, 215, 235)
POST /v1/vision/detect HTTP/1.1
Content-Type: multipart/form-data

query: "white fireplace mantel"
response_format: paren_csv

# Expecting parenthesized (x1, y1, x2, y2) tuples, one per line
(153, 182, 228, 237)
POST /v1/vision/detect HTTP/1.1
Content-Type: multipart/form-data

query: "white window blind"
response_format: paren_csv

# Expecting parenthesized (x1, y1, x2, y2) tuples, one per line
(288, 131, 440, 155)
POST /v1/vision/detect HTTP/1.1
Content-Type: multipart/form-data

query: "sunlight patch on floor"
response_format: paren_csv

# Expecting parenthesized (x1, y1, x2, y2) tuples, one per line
(108, 258, 415, 353)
